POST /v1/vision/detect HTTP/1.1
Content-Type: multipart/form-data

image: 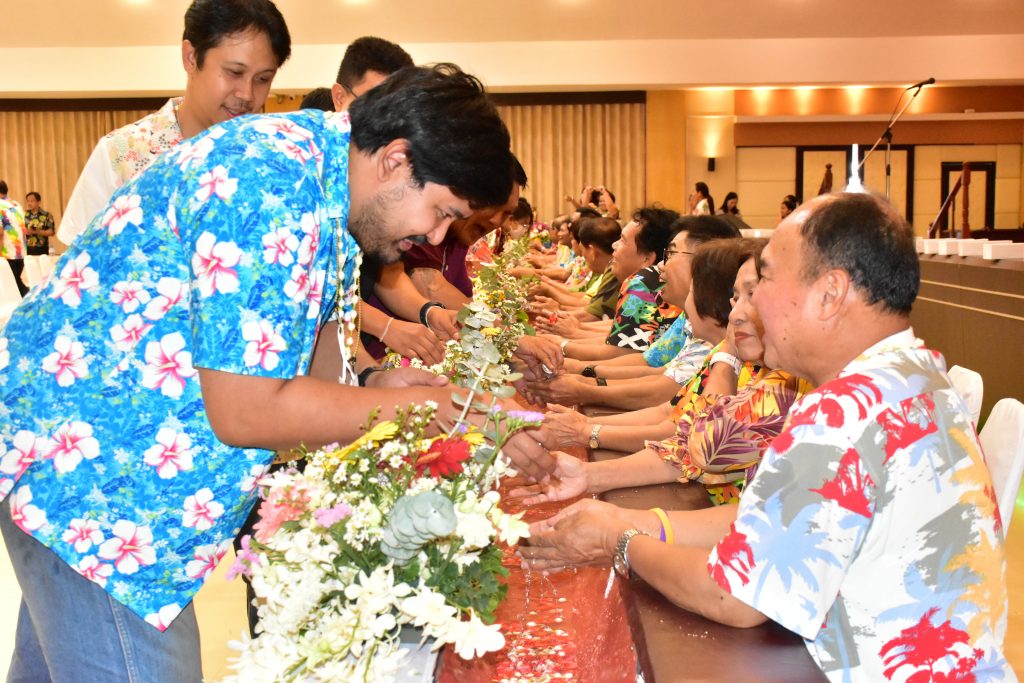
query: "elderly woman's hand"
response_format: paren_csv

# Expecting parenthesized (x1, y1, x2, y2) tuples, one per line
(518, 499, 630, 571)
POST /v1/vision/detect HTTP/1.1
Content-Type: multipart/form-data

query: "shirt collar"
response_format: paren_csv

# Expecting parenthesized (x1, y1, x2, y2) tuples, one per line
(321, 111, 352, 222)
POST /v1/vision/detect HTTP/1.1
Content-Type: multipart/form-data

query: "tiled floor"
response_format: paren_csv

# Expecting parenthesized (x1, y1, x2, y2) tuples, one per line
(3, 492, 1023, 681)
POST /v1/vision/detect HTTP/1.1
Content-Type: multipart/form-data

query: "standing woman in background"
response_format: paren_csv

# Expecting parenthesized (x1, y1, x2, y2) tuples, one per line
(691, 182, 713, 216)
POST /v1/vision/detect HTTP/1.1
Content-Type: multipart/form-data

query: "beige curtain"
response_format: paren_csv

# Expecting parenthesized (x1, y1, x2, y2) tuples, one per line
(0, 109, 150, 232)
(497, 102, 646, 225)
(0, 101, 647, 236)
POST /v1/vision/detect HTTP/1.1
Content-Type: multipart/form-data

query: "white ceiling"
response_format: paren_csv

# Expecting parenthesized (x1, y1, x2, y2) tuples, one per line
(5, 0, 1024, 96)
(9, 0, 1024, 46)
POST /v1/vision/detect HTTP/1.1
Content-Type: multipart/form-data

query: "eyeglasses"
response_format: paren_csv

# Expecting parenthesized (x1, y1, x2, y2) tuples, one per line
(664, 249, 694, 261)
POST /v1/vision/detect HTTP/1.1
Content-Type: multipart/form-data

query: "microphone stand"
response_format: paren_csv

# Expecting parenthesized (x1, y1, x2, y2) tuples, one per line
(857, 82, 930, 200)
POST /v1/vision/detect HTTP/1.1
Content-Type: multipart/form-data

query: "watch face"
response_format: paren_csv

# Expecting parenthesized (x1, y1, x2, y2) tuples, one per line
(588, 436, 598, 449)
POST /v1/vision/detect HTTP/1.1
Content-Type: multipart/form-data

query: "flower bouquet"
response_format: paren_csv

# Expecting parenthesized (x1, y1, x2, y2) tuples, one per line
(223, 249, 543, 682)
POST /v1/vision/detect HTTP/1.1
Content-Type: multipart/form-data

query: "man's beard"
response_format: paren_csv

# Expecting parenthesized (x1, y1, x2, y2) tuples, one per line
(348, 182, 429, 266)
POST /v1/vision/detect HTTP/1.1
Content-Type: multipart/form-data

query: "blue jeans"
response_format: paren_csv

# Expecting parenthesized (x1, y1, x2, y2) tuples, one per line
(1, 498, 203, 683)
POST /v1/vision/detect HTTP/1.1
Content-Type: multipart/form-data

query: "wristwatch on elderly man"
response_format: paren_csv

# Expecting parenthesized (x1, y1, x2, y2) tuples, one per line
(588, 424, 602, 449)
(613, 528, 650, 579)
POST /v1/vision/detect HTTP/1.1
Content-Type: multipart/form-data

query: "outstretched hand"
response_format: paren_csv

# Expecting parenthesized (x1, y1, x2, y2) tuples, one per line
(508, 451, 589, 505)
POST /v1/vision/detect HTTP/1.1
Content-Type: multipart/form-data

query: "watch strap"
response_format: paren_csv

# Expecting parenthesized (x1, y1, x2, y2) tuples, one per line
(710, 351, 742, 375)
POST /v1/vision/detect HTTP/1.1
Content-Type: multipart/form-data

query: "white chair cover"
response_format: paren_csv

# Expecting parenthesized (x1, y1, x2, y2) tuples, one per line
(0, 259, 23, 327)
(37, 254, 54, 278)
(979, 398, 1024, 536)
(22, 256, 43, 289)
(948, 365, 984, 426)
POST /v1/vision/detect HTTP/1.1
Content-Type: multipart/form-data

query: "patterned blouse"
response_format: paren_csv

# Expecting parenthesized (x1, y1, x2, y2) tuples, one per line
(649, 368, 811, 504)
(0, 110, 355, 630)
(0, 198, 25, 259)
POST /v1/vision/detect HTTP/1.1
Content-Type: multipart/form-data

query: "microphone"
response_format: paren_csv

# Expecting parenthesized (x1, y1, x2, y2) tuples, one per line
(907, 77, 935, 90)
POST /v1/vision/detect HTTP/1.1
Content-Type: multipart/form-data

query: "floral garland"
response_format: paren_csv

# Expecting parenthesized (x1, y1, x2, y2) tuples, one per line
(223, 242, 543, 682)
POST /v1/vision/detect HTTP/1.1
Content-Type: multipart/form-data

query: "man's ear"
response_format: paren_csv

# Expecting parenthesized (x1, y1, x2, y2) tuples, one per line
(374, 139, 411, 183)
(816, 268, 851, 321)
(181, 40, 198, 75)
(330, 83, 348, 113)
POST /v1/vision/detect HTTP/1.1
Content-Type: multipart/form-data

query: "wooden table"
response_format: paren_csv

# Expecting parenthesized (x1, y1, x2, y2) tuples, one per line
(593, 448, 827, 683)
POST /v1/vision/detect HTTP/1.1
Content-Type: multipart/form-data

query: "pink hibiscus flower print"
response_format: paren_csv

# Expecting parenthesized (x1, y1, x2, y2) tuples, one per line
(101, 194, 144, 237)
(175, 136, 215, 171)
(0, 430, 50, 479)
(142, 277, 187, 321)
(41, 335, 88, 387)
(192, 232, 241, 297)
(194, 165, 238, 203)
(253, 118, 314, 142)
(306, 269, 325, 320)
(295, 212, 321, 266)
(97, 519, 156, 575)
(74, 555, 113, 588)
(261, 226, 299, 266)
(241, 319, 287, 371)
(144, 603, 183, 632)
(274, 138, 313, 164)
(283, 265, 311, 303)
(142, 428, 194, 479)
(10, 485, 48, 533)
(141, 332, 196, 398)
(50, 252, 99, 308)
(63, 518, 104, 553)
(182, 488, 225, 531)
(185, 542, 229, 581)
(110, 314, 153, 352)
(47, 420, 100, 474)
(110, 280, 151, 313)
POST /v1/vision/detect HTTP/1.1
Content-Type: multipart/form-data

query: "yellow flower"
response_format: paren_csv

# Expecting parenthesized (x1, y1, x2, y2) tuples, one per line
(333, 421, 399, 460)
(481, 327, 501, 337)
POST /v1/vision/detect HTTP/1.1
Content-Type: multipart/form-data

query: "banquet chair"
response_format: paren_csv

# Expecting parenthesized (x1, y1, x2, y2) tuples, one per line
(37, 253, 54, 278)
(948, 365, 984, 425)
(979, 398, 1024, 537)
(0, 259, 23, 326)
(22, 256, 43, 289)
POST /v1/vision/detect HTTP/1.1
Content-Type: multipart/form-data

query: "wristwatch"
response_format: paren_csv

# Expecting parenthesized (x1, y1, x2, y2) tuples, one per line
(581, 365, 597, 378)
(613, 528, 649, 579)
(587, 424, 602, 449)
(419, 301, 445, 327)
(710, 351, 742, 375)
(357, 366, 385, 387)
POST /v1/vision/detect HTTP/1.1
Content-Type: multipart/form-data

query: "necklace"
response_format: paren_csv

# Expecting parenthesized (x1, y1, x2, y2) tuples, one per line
(333, 216, 361, 386)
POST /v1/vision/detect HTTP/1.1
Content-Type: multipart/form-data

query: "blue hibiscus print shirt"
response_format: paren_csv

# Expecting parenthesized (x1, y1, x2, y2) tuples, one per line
(0, 109, 358, 629)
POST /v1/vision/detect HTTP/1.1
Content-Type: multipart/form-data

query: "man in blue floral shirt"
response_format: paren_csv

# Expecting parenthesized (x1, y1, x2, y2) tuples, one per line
(0, 64, 553, 682)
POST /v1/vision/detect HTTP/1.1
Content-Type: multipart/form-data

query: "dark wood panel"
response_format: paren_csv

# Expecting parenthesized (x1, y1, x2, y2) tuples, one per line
(912, 254, 1024, 422)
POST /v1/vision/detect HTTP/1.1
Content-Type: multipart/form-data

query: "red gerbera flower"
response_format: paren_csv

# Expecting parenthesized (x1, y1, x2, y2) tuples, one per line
(415, 437, 473, 478)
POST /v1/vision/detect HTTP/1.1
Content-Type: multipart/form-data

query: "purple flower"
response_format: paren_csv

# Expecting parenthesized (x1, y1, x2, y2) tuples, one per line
(226, 535, 259, 580)
(313, 503, 353, 528)
(506, 410, 545, 423)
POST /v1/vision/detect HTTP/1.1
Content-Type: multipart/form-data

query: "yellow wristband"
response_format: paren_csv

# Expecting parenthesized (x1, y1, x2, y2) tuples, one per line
(649, 507, 674, 545)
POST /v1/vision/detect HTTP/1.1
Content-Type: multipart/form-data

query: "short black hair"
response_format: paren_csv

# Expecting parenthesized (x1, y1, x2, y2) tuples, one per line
(299, 87, 335, 111)
(800, 192, 919, 315)
(26, 191, 41, 202)
(511, 197, 533, 224)
(577, 216, 621, 254)
(673, 215, 741, 245)
(782, 195, 799, 212)
(576, 206, 601, 220)
(0, 180, 8, 195)
(336, 36, 414, 90)
(631, 206, 679, 262)
(691, 239, 763, 327)
(349, 64, 513, 209)
(512, 156, 528, 189)
(184, 0, 291, 68)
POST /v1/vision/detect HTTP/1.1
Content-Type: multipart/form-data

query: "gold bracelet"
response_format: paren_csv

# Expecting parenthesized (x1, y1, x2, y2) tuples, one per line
(649, 507, 674, 544)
